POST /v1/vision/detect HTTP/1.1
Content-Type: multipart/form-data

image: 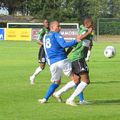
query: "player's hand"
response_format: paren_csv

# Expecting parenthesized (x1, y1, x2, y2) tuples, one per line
(38, 41, 43, 45)
(88, 27, 93, 34)
(76, 35, 81, 42)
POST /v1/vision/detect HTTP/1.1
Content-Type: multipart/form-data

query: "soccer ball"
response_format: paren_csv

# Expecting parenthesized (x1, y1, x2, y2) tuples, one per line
(104, 46, 116, 58)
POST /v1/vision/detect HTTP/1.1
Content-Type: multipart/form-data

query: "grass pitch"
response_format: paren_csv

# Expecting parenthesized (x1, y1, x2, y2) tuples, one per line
(0, 40, 120, 120)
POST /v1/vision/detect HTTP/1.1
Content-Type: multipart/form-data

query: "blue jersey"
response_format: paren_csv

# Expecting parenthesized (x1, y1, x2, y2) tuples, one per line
(43, 31, 77, 65)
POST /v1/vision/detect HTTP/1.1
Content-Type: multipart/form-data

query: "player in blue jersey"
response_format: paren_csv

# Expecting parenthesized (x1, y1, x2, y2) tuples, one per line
(38, 21, 81, 103)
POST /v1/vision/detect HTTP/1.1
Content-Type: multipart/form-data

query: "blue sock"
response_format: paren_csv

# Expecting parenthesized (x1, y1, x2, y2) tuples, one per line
(44, 83, 59, 101)
(75, 85, 84, 101)
(79, 92, 84, 102)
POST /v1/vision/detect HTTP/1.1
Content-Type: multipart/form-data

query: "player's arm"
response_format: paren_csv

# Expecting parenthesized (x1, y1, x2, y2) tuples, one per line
(37, 29, 44, 45)
(37, 40, 43, 45)
(77, 27, 93, 40)
(66, 47, 74, 56)
(55, 33, 78, 48)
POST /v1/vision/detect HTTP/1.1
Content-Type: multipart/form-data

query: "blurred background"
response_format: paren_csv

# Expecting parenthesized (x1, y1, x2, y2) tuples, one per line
(0, 0, 120, 41)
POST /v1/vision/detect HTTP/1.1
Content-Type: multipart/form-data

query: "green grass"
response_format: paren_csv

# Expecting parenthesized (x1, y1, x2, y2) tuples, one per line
(0, 40, 120, 120)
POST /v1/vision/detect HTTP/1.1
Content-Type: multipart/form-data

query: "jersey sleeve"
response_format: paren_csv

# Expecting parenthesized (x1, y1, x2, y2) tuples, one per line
(78, 25, 87, 35)
(55, 33, 77, 48)
(38, 28, 45, 41)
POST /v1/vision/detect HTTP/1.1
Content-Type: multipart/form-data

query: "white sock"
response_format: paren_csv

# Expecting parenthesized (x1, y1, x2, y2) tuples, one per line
(67, 81, 87, 101)
(33, 66, 42, 77)
(55, 81, 76, 96)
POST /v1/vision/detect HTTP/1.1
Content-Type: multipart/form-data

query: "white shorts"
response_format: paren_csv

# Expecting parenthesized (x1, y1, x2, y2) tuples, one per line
(50, 59, 72, 83)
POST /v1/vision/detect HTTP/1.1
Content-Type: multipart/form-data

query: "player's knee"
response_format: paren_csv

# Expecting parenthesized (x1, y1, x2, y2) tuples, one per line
(70, 73, 80, 84)
(81, 79, 90, 85)
(55, 80, 61, 85)
(40, 64, 45, 70)
(41, 66, 45, 70)
(81, 73, 90, 84)
(73, 78, 80, 84)
(51, 79, 61, 85)
(86, 80, 90, 84)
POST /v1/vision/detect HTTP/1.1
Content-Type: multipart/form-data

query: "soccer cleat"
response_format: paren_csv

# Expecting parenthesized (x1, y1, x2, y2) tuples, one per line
(53, 93, 62, 102)
(38, 98, 47, 104)
(66, 99, 77, 106)
(79, 100, 89, 105)
(30, 75, 35, 85)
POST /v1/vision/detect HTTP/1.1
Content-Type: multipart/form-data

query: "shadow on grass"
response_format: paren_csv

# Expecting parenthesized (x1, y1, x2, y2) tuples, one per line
(91, 81, 120, 84)
(89, 99, 120, 105)
(91, 61, 120, 63)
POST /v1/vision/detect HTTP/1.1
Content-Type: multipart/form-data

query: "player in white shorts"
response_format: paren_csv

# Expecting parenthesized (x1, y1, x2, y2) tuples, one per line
(50, 59, 72, 83)
(38, 21, 81, 103)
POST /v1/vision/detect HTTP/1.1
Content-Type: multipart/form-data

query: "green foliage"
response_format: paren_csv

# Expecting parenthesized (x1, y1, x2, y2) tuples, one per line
(25, 0, 120, 24)
(99, 20, 120, 35)
(0, 21, 7, 28)
(0, 0, 120, 23)
(0, 0, 26, 15)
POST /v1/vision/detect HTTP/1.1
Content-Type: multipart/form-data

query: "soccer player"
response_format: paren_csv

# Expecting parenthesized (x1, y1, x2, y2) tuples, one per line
(30, 19, 49, 84)
(53, 18, 93, 106)
(38, 21, 81, 104)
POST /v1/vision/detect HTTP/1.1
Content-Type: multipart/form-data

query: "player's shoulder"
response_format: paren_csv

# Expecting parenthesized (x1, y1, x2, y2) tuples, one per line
(54, 32, 63, 38)
(80, 24, 84, 28)
(80, 24, 87, 30)
(39, 27, 44, 33)
(54, 32, 60, 35)
(46, 31, 52, 37)
(40, 27, 48, 32)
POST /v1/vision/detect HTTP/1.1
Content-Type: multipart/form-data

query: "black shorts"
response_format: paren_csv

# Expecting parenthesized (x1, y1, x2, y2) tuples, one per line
(72, 59, 89, 75)
(38, 46, 46, 63)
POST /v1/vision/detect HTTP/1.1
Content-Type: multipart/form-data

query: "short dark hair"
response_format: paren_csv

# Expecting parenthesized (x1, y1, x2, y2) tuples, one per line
(43, 18, 48, 22)
(83, 17, 93, 24)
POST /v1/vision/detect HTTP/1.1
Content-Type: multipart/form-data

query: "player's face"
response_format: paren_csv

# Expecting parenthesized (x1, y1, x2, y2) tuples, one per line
(43, 20, 49, 28)
(84, 20, 92, 28)
(53, 22, 61, 32)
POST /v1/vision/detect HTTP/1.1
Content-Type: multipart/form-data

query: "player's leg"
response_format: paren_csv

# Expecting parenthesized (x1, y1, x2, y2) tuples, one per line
(38, 62, 61, 103)
(30, 63, 45, 84)
(73, 74, 85, 103)
(53, 59, 73, 98)
(57, 59, 86, 102)
(53, 73, 85, 103)
(73, 74, 89, 104)
(53, 73, 76, 102)
(30, 46, 46, 84)
(53, 59, 79, 102)
(66, 73, 90, 106)
(66, 60, 90, 106)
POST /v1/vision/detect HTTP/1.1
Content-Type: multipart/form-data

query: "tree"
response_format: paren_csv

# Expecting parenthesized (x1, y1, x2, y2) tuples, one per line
(88, 0, 120, 20)
(72, 0, 91, 23)
(1, 0, 119, 23)
(110, 0, 120, 17)
(0, 0, 26, 15)
(26, 0, 67, 21)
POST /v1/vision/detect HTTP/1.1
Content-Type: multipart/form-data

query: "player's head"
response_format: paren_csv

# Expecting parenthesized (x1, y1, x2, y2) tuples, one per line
(43, 19, 49, 28)
(50, 21, 61, 32)
(83, 18, 93, 28)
